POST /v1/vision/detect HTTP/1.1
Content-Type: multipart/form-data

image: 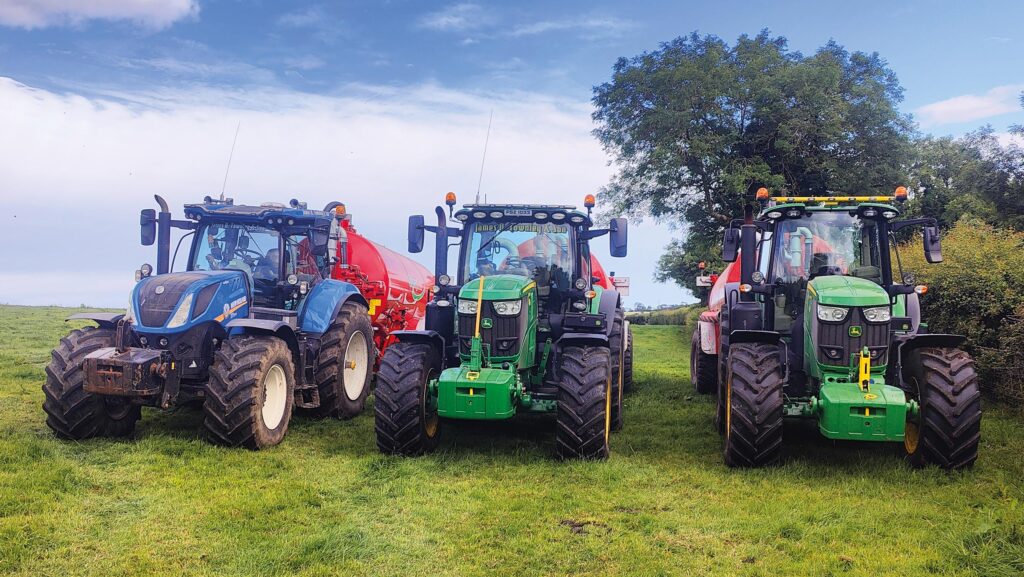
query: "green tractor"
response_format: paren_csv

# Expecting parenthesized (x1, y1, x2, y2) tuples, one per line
(374, 193, 630, 459)
(696, 187, 981, 469)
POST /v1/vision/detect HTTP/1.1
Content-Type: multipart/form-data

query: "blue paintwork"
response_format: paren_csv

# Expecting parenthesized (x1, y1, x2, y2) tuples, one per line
(131, 270, 249, 336)
(297, 279, 362, 335)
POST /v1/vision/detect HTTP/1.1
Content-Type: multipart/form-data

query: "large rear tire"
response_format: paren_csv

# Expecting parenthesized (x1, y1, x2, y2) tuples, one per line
(374, 342, 440, 456)
(310, 302, 375, 419)
(723, 342, 784, 467)
(555, 345, 612, 460)
(43, 327, 140, 440)
(609, 311, 626, 432)
(903, 347, 981, 470)
(690, 328, 717, 395)
(204, 336, 296, 450)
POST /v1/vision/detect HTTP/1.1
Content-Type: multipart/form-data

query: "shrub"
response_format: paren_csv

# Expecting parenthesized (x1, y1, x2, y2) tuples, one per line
(898, 218, 1024, 403)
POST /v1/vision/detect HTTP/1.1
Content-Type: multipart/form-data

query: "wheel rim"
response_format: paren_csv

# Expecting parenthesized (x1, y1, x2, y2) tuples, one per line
(904, 421, 920, 454)
(725, 376, 733, 441)
(604, 372, 612, 445)
(261, 364, 288, 430)
(690, 339, 698, 386)
(422, 373, 439, 438)
(342, 331, 370, 401)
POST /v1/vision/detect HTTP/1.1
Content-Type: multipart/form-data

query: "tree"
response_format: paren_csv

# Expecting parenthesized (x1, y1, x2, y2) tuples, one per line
(592, 31, 914, 292)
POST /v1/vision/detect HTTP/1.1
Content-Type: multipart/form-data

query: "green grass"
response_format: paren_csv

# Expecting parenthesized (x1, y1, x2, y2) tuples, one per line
(1, 305, 1023, 577)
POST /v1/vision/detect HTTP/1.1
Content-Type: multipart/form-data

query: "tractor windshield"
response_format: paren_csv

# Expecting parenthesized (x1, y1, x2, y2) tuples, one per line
(463, 221, 574, 286)
(770, 212, 885, 284)
(191, 223, 323, 306)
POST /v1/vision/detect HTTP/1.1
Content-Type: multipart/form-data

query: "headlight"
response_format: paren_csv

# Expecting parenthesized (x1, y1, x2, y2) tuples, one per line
(817, 304, 849, 322)
(166, 293, 194, 328)
(438, 274, 451, 286)
(863, 306, 891, 323)
(492, 300, 522, 316)
(457, 299, 477, 314)
(574, 278, 588, 290)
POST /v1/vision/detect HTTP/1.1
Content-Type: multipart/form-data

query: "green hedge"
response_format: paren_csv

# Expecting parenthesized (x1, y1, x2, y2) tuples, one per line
(898, 218, 1024, 404)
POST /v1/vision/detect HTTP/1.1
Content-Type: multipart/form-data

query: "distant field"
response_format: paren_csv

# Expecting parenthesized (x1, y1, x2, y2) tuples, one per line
(1, 305, 1022, 577)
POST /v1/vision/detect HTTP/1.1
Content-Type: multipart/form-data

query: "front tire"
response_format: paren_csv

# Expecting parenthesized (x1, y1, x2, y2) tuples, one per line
(310, 302, 375, 419)
(43, 327, 140, 440)
(723, 342, 784, 467)
(691, 328, 717, 395)
(204, 337, 296, 450)
(555, 345, 612, 460)
(374, 342, 440, 455)
(903, 347, 981, 470)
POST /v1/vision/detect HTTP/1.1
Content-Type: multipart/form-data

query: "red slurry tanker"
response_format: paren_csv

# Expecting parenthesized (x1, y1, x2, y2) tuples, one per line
(327, 203, 433, 360)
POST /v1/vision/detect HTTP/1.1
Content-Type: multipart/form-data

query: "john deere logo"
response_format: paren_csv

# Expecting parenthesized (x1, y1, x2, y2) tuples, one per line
(481, 318, 493, 329)
(864, 393, 878, 400)
(849, 326, 863, 337)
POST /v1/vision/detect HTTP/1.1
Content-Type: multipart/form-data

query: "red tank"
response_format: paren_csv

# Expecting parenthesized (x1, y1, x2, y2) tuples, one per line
(329, 214, 433, 362)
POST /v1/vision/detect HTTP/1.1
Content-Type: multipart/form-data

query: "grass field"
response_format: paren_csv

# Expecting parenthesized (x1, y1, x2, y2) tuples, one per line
(1, 305, 1023, 577)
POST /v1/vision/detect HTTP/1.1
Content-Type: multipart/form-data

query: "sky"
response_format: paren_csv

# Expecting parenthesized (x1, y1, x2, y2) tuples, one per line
(0, 0, 1022, 308)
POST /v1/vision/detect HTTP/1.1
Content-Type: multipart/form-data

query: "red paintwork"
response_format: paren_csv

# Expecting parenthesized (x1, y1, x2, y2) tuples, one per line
(330, 218, 433, 362)
(590, 255, 613, 289)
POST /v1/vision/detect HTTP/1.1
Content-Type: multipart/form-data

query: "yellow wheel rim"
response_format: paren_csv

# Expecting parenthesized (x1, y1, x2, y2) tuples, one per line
(423, 373, 439, 438)
(604, 373, 612, 445)
(904, 421, 920, 454)
(725, 377, 732, 442)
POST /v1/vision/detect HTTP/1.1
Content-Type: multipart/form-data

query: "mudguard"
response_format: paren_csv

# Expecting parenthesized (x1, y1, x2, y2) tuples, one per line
(298, 279, 369, 335)
(225, 318, 300, 360)
(556, 332, 609, 350)
(67, 312, 124, 329)
(596, 289, 621, 336)
(729, 330, 781, 345)
(896, 333, 966, 352)
(389, 330, 445, 363)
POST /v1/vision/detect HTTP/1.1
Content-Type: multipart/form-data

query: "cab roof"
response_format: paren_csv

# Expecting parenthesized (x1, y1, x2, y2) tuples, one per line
(183, 198, 335, 226)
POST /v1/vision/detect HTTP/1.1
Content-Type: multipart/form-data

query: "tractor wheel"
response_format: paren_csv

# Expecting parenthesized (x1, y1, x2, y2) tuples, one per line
(309, 302, 374, 419)
(555, 345, 612, 460)
(609, 311, 626, 432)
(715, 356, 727, 436)
(43, 327, 140, 440)
(622, 324, 634, 394)
(723, 342, 784, 467)
(374, 342, 440, 456)
(903, 347, 981, 470)
(204, 336, 296, 450)
(690, 328, 717, 395)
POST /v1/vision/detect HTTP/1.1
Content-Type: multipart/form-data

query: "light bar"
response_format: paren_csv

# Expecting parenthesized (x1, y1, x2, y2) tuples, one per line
(773, 196, 897, 203)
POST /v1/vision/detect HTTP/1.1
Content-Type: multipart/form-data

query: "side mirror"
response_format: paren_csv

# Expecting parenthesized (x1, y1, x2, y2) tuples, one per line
(722, 228, 740, 262)
(237, 235, 250, 250)
(609, 217, 628, 257)
(408, 215, 425, 253)
(309, 231, 327, 256)
(923, 226, 942, 263)
(140, 209, 156, 246)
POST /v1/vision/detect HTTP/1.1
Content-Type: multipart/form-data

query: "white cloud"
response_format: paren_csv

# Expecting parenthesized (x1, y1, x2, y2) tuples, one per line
(417, 3, 490, 32)
(508, 16, 636, 39)
(995, 131, 1024, 148)
(915, 84, 1024, 126)
(0, 77, 676, 307)
(0, 0, 198, 29)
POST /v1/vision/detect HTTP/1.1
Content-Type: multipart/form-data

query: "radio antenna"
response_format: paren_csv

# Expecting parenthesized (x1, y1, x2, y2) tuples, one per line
(475, 110, 493, 205)
(220, 121, 241, 201)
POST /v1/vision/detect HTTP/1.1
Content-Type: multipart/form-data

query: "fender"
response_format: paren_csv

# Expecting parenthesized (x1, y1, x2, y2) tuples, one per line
(596, 288, 621, 336)
(67, 312, 125, 329)
(389, 330, 445, 363)
(697, 311, 719, 355)
(225, 318, 300, 361)
(729, 329, 781, 345)
(556, 332, 609, 350)
(298, 279, 369, 335)
(896, 333, 966, 353)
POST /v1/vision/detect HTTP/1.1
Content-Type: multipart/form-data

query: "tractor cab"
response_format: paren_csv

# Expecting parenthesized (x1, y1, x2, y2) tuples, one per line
(180, 198, 342, 311)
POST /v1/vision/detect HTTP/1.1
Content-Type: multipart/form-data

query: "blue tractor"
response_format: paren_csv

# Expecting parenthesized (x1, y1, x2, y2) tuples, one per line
(44, 196, 375, 449)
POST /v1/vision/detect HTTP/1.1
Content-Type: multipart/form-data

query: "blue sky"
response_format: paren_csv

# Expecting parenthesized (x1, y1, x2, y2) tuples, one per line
(1, 0, 1022, 307)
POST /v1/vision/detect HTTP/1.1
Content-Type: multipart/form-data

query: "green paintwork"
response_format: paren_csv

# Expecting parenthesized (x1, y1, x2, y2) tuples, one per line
(436, 366, 518, 419)
(438, 273, 541, 420)
(807, 275, 889, 307)
(815, 378, 907, 441)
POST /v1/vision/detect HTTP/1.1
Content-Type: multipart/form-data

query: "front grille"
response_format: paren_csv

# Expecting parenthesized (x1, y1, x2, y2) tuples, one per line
(137, 273, 209, 328)
(817, 307, 889, 366)
(458, 307, 522, 357)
